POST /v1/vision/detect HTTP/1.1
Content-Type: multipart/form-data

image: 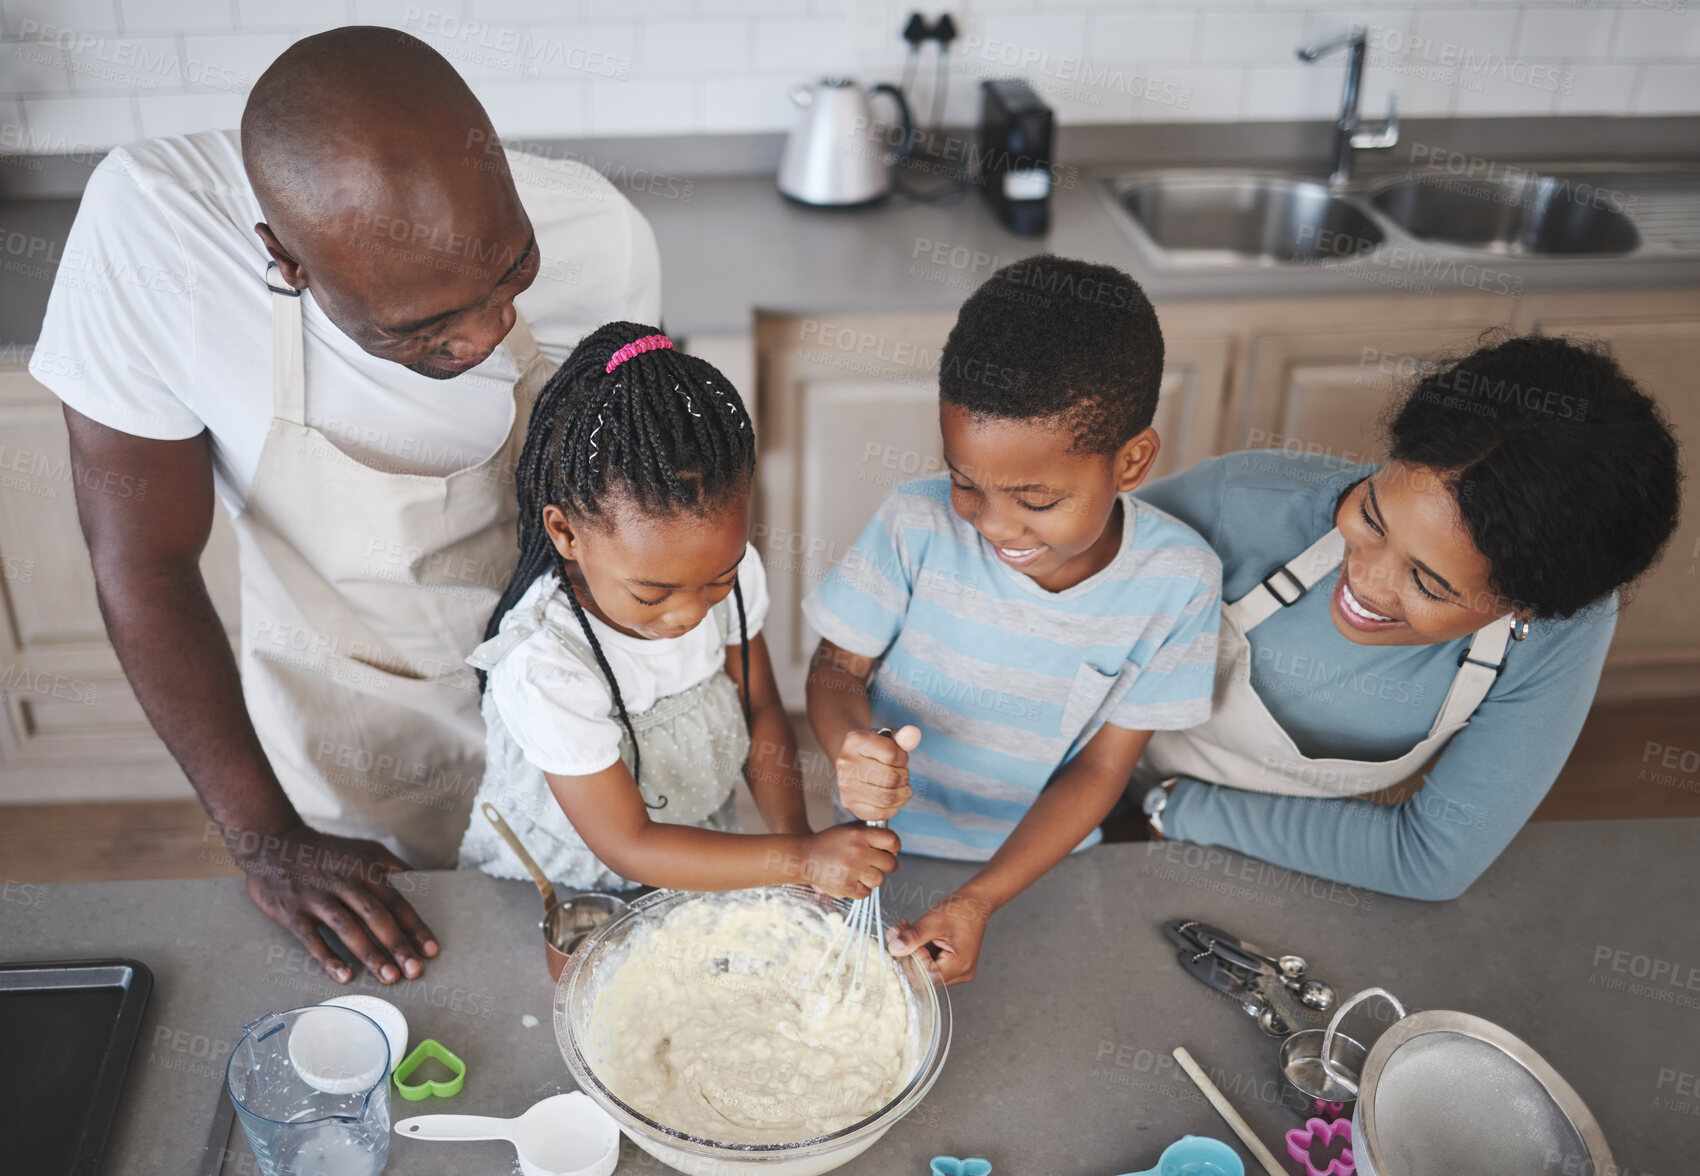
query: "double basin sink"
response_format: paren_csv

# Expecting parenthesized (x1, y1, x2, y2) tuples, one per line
(1105, 168, 1667, 268)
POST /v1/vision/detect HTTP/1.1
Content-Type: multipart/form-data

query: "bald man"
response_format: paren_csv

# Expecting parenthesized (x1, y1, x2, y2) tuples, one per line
(31, 28, 660, 983)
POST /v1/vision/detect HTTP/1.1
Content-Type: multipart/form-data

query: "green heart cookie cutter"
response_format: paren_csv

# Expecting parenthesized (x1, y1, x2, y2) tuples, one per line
(392, 1039, 466, 1101)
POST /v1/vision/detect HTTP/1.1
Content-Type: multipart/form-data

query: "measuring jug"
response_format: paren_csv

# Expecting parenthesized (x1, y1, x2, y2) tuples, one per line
(226, 1005, 392, 1176)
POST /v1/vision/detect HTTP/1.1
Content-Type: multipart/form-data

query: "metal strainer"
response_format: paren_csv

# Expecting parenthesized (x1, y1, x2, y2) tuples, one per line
(1321, 988, 1614, 1176)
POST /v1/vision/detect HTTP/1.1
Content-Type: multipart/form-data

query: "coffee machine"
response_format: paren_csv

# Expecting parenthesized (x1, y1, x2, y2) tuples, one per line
(977, 79, 1054, 237)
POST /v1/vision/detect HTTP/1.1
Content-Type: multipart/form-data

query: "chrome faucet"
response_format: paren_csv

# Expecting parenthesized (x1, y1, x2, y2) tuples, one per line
(1297, 27, 1398, 186)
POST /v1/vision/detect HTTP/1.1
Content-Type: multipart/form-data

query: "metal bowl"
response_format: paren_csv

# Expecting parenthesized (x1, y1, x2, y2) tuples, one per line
(1280, 1027, 1366, 1105)
(553, 886, 951, 1176)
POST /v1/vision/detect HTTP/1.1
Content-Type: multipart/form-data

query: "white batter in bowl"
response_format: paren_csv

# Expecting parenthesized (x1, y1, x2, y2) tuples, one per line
(554, 886, 951, 1176)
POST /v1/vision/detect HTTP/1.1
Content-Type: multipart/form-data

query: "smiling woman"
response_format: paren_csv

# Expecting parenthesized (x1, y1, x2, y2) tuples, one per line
(1130, 333, 1683, 900)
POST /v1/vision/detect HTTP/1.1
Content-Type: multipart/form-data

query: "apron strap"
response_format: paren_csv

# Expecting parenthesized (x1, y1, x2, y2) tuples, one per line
(1433, 615, 1515, 731)
(1230, 528, 1347, 630)
(502, 312, 545, 382)
(266, 262, 306, 426)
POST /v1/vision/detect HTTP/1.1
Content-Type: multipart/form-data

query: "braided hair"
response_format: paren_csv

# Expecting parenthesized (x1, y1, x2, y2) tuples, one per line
(485, 322, 758, 803)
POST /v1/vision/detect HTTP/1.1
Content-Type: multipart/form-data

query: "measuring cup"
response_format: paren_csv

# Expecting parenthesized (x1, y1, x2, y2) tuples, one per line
(395, 1091, 619, 1176)
(1117, 1134, 1244, 1176)
(1279, 1025, 1367, 1111)
(226, 1005, 391, 1176)
(482, 802, 630, 979)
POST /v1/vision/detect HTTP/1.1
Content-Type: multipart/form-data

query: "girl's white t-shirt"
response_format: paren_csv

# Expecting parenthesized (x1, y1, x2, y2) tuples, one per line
(29, 129, 662, 513)
(488, 545, 769, 777)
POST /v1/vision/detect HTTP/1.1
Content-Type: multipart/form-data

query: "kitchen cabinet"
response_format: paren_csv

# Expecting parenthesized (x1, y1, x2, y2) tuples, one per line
(0, 361, 240, 803)
(1217, 295, 1515, 459)
(752, 311, 956, 705)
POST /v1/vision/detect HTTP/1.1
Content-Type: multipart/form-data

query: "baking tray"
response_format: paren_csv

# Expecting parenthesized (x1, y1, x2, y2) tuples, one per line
(0, 959, 153, 1176)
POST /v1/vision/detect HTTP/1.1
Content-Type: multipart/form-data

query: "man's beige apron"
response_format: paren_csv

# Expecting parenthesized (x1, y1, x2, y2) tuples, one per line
(1136, 528, 1515, 799)
(229, 266, 553, 866)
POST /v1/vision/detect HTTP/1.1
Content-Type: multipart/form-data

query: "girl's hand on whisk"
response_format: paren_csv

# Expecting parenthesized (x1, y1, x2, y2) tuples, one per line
(888, 891, 994, 986)
(799, 822, 901, 900)
(835, 725, 921, 822)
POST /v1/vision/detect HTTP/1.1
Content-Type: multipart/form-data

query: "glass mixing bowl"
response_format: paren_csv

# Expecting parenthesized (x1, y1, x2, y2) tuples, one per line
(553, 885, 951, 1176)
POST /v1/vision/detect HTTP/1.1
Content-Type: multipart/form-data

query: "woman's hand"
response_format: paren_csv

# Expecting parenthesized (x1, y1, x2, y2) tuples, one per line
(800, 822, 901, 899)
(834, 725, 921, 821)
(888, 890, 995, 986)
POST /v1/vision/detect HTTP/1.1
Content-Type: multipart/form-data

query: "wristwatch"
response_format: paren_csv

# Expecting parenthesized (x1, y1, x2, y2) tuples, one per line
(1141, 781, 1176, 837)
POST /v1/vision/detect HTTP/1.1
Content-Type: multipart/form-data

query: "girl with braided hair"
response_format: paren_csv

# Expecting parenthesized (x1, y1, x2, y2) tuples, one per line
(458, 323, 899, 897)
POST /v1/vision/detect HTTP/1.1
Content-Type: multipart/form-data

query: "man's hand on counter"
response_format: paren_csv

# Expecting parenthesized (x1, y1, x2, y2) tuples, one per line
(231, 821, 439, 984)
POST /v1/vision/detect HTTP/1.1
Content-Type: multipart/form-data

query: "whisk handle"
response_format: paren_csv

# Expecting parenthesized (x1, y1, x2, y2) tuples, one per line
(868, 729, 897, 831)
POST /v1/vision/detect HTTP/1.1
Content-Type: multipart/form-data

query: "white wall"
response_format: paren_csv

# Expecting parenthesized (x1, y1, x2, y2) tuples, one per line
(2, 0, 1697, 157)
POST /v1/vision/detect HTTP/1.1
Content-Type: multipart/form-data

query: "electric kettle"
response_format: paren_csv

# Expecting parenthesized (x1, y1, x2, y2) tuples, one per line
(777, 77, 913, 207)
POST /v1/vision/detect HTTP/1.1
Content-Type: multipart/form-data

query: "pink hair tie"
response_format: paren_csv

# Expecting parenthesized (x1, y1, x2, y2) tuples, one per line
(605, 334, 673, 373)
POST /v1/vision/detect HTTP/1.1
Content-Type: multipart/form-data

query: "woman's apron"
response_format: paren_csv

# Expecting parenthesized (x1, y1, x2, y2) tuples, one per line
(229, 266, 552, 867)
(458, 576, 749, 892)
(1135, 528, 1514, 799)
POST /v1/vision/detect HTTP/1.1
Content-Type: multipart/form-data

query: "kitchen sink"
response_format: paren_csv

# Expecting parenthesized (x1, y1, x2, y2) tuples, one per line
(1110, 175, 1385, 266)
(1370, 175, 1640, 256)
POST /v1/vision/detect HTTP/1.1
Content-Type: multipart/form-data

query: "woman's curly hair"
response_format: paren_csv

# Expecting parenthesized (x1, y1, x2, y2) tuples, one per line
(1387, 331, 1682, 619)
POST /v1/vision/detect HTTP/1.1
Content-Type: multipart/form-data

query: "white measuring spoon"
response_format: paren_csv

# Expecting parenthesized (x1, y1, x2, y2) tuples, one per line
(394, 1091, 619, 1176)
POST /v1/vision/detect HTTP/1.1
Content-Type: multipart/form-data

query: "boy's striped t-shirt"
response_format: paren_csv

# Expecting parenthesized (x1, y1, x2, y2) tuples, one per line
(803, 476, 1222, 861)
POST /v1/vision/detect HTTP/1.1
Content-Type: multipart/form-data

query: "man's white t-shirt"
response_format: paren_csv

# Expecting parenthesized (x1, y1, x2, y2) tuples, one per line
(488, 545, 770, 777)
(29, 129, 662, 512)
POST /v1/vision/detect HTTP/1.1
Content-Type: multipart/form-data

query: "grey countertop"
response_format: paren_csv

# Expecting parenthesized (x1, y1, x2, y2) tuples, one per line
(6, 159, 1700, 351)
(5, 819, 1697, 1175)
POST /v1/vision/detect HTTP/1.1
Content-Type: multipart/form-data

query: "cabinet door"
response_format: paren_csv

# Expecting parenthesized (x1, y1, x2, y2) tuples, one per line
(1149, 333, 1234, 481)
(1237, 325, 1508, 462)
(754, 312, 956, 707)
(0, 363, 240, 802)
(1217, 293, 1515, 461)
(1513, 291, 1700, 701)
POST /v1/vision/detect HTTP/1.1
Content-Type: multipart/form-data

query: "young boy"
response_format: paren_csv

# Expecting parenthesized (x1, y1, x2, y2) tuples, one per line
(803, 254, 1222, 984)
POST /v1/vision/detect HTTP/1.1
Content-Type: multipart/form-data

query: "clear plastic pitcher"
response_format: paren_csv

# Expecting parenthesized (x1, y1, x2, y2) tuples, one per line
(226, 1005, 392, 1176)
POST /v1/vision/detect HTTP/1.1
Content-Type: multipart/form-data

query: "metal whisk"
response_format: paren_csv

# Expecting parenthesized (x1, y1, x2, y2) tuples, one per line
(804, 730, 899, 1010)
(805, 817, 888, 1009)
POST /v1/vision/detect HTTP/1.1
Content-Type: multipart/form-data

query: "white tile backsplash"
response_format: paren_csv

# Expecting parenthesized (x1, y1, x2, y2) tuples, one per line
(1633, 62, 1700, 115)
(1616, 9, 1700, 59)
(5, 41, 76, 95)
(118, 0, 237, 34)
(697, 73, 796, 133)
(235, 0, 352, 29)
(753, 15, 860, 74)
(1408, 7, 1522, 62)
(1242, 63, 1348, 120)
(5, 0, 124, 37)
(476, 80, 586, 138)
(135, 91, 245, 138)
(1556, 61, 1637, 115)
(586, 75, 693, 134)
(1087, 13, 1196, 64)
(1, 1, 1695, 157)
(639, 20, 750, 76)
(1514, 9, 1615, 61)
(1198, 10, 1310, 63)
(21, 95, 138, 150)
(66, 36, 184, 93)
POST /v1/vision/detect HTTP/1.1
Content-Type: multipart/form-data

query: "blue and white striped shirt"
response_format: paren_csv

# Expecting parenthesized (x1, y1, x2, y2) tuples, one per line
(804, 477, 1222, 861)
